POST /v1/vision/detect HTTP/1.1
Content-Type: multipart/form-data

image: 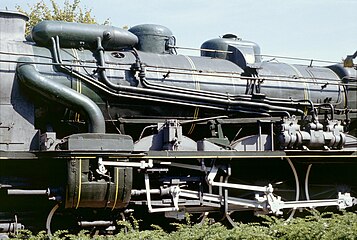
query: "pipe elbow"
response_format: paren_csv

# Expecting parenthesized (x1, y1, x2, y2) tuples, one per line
(16, 57, 105, 133)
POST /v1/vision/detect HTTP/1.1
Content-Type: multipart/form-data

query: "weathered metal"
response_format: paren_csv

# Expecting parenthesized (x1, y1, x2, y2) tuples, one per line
(32, 20, 139, 50)
(0, 9, 356, 235)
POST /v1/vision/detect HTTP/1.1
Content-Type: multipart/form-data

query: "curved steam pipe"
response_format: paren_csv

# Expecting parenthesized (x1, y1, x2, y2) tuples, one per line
(16, 57, 106, 133)
(94, 41, 303, 116)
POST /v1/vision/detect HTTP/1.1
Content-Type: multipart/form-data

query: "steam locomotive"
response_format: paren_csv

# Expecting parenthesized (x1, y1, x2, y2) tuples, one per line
(0, 10, 356, 235)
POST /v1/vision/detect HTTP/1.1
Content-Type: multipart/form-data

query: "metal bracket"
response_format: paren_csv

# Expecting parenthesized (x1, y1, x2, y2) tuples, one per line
(96, 157, 108, 176)
(344, 51, 357, 68)
(144, 173, 180, 213)
(161, 119, 182, 150)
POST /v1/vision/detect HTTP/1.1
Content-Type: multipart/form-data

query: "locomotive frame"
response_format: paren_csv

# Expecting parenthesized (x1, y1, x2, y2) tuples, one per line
(0, 10, 356, 235)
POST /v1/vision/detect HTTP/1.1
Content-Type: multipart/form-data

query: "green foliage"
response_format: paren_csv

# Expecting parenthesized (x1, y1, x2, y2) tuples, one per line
(9, 211, 357, 240)
(169, 220, 230, 240)
(15, 0, 99, 36)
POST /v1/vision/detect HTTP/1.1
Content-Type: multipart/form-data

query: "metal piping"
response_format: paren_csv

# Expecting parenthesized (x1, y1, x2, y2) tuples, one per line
(16, 57, 106, 133)
(94, 40, 276, 116)
(51, 37, 303, 117)
(96, 37, 120, 90)
(45, 38, 331, 118)
(136, 65, 304, 116)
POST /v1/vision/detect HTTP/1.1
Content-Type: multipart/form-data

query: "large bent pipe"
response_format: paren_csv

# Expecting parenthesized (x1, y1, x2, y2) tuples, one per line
(16, 57, 105, 133)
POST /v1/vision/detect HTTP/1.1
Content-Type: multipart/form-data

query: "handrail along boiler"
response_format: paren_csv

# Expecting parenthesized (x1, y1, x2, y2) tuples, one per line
(0, 10, 356, 234)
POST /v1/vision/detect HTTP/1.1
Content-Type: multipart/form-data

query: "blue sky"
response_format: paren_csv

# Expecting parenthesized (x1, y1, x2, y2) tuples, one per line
(2, 0, 357, 63)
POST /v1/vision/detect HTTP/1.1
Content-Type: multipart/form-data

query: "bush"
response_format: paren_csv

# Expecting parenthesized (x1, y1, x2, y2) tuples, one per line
(16, 0, 99, 36)
(10, 211, 357, 240)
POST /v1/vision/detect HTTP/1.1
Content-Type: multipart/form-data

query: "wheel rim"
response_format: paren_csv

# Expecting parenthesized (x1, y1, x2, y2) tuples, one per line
(227, 157, 299, 219)
(305, 163, 357, 207)
(46, 204, 59, 236)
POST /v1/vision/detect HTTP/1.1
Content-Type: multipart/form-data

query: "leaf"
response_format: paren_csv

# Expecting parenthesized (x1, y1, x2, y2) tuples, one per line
(16, 0, 98, 36)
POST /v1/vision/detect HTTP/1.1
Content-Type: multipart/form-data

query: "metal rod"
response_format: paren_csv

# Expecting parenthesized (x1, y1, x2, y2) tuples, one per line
(101, 160, 153, 169)
(7, 189, 49, 195)
(168, 45, 233, 54)
(131, 189, 161, 196)
(0, 56, 356, 87)
(1, 59, 354, 87)
(78, 221, 113, 227)
(257, 54, 340, 64)
(145, 67, 351, 86)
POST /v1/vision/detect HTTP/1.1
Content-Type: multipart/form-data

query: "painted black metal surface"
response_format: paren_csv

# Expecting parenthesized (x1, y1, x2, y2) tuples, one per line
(0, 10, 356, 234)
